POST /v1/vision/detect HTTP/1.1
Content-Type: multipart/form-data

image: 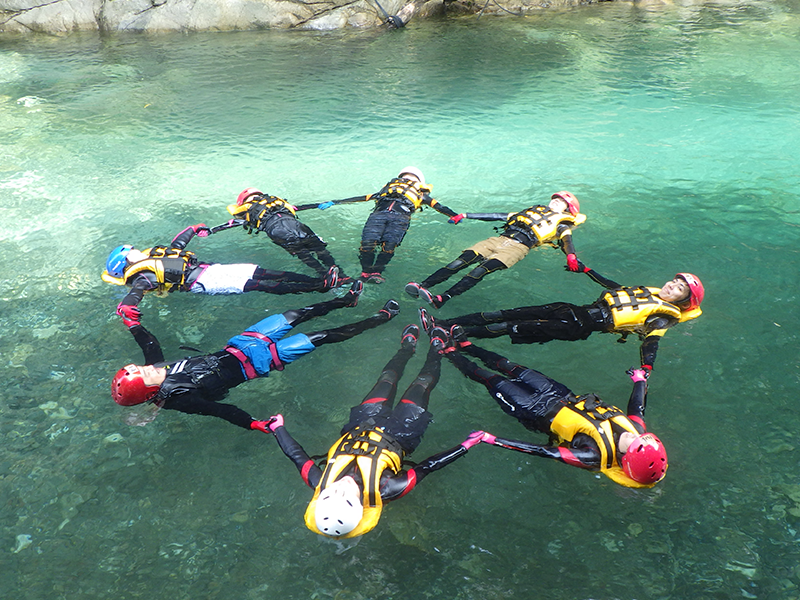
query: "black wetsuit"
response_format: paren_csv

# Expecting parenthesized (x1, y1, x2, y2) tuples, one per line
(445, 267, 679, 369)
(447, 342, 648, 471)
(126, 294, 391, 429)
(272, 344, 469, 501)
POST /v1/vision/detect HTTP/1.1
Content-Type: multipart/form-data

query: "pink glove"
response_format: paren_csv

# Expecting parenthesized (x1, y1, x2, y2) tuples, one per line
(267, 414, 284, 432)
(192, 224, 211, 237)
(449, 213, 465, 224)
(628, 368, 649, 383)
(116, 303, 141, 328)
(566, 253, 579, 272)
(461, 430, 487, 449)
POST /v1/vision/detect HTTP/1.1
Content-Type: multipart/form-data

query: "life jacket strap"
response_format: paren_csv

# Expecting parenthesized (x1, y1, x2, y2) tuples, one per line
(240, 331, 285, 371)
(224, 346, 258, 380)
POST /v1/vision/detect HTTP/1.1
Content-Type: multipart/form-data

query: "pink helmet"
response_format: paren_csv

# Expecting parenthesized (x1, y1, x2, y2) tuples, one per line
(621, 433, 668, 484)
(675, 273, 704, 310)
(399, 167, 425, 184)
(111, 365, 161, 406)
(551, 191, 580, 215)
(236, 187, 263, 206)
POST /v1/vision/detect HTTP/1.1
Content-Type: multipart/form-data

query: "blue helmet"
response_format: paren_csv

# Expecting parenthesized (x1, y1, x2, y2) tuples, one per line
(106, 245, 134, 278)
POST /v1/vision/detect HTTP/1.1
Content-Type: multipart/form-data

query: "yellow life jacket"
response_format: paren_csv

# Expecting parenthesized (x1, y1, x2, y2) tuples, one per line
(601, 286, 703, 337)
(374, 177, 433, 212)
(305, 425, 404, 539)
(109, 246, 197, 293)
(550, 396, 653, 489)
(226, 195, 297, 231)
(503, 206, 587, 247)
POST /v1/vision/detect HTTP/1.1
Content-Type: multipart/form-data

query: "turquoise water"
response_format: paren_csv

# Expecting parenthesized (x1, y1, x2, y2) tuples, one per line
(2, 2, 800, 598)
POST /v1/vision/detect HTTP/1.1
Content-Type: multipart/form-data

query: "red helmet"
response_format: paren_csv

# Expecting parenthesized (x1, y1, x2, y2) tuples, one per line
(621, 433, 668, 484)
(111, 365, 161, 406)
(236, 187, 263, 206)
(551, 191, 580, 216)
(676, 273, 704, 310)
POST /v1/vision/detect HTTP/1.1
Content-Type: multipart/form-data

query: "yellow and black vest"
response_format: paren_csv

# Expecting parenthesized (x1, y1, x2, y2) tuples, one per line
(227, 195, 297, 232)
(601, 286, 702, 337)
(550, 396, 653, 488)
(121, 246, 198, 293)
(305, 425, 404, 539)
(502, 206, 586, 248)
(373, 177, 433, 213)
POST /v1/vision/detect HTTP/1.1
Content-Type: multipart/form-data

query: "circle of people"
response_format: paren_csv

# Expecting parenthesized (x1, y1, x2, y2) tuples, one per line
(103, 167, 704, 539)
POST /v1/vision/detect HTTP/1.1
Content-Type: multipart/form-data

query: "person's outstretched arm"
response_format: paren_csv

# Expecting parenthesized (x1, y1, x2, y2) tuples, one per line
(380, 431, 486, 501)
(625, 369, 649, 430)
(482, 432, 602, 470)
(461, 212, 511, 222)
(423, 194, 459, 219)
(572, 260, 623, 289)
(264, 416, 324, 489)
(161, 393, 259, 430)
(294, 195, 373, 212)
(170, 224, 211, 250)
(130, 324, 164, 365)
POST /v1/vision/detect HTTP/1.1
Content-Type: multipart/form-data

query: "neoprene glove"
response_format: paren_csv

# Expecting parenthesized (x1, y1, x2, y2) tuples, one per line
(461, 430, 487, 449)
(449, 213, 465, 224)
(192, 224, 211, 237)
(566, 253, 580, 272)
(627, 368, 649, 383)
(250, 419, 275, 434)
(116, 303, 141, 328)
(318, 201, 335, 210)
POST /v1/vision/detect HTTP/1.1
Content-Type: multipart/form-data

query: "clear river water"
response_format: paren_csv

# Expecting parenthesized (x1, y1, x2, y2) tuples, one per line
(1, 1, 800, 598)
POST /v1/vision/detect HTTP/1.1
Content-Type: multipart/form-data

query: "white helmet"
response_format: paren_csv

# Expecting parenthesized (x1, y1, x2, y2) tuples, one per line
(399, 166, 425, 184)
(315, 476, 364, 537)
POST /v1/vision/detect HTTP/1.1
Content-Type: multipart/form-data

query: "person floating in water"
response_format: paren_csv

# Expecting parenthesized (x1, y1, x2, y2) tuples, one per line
(429, 317, 666, 488)
(111, 282, 400, 431)
(102, 224, 340, 332)
(441, 268, 704, 372)
(298, 167, 462, 284)
(259, 324, 487, 539)
(405, 191, 586, 309)
(223, 188, 346, 277)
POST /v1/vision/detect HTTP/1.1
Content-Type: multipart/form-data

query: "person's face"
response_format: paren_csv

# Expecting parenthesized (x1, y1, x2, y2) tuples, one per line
(659, 277, 690, 303)
(618, 431, 638, 454)
(126, 249, 148, 265)
(399, 172, 420, 183)
(136, 364, 167, 386)
(548, 197, 569, 213)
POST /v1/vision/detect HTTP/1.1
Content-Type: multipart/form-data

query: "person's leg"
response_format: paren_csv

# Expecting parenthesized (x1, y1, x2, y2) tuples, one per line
(359, 213, 386, 274)
(461, 343, 528, 378)
(339, 328, 417, 434)
(305, 235, 338, 270)
(281, 280, 363, 326)
(446, 348, 508, 391)
(418, 250, 482, 289)
(244, 267, 326, 294)
(439, 258, 506, 302)
(384, 344, 441, 453)
(305, 299, 399, 346)
(371, 214, 410, 275)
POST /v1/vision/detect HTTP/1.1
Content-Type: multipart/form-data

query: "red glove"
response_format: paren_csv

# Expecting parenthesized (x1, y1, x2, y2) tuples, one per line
(250, 419, 275, 434)
(461, 430, 487, 449)
(641, 364, 653, 372)
(566, 253, 580, 272)
(449, 213, 465, 224)
(116, 303, 141, 328)
(192, 224, 211, 237)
